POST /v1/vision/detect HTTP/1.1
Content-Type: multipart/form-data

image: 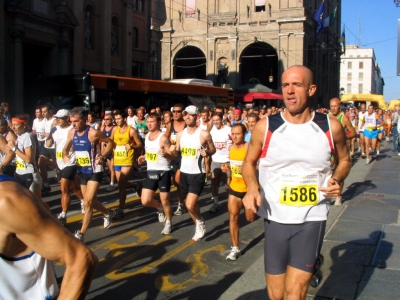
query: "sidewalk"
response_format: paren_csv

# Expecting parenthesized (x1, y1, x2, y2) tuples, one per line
(221, 139, 400, 300)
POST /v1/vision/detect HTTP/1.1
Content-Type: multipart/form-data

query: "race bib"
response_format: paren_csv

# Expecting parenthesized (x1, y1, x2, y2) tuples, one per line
(36, 132, 43, 139)
(366, 126, 375, 130)
(279, 172, 319, 206)
(230, 160, 243, 178)
(146, 151, 158, 162)
(75, 151, 90, 167)
(15, 156, 26, 170)
(181, 146, 197, 158)
(56, 150, 63, 160)
(115, 146, 127, 158)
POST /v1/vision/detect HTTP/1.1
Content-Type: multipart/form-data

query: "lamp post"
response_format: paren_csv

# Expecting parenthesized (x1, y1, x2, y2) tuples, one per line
(149, 50, 157, 79)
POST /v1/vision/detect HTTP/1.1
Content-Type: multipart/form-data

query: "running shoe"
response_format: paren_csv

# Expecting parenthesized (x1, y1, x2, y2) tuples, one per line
(104, 210, 116, 229)
(334, 196, 342, 207)
(57, 213, 66, 225)
(106, 184, 117, 192)
(209, 203, 219, 213)
(361, 153, 366, 158)
(226, 246, 241, 261)
(74, 230, 84, 242)
(161, 222, 172, 235)
(192, 221, 206, 241)
(386, 137, 390, 142)
(114, 208, 124, 220)
(158, 210, 166, 223)
(81, 202, 85, 214)
(365, 158, 370, 165)
(174, 204, 186, 215)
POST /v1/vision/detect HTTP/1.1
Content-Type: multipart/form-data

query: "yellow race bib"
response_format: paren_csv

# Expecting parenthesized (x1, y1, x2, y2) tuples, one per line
(146, 151, 158, 162)
(114, 146, 128, 158)
(15, 156, 26, 170)
(279, 172, 319, 206)
(230, 160, 243, 178)
(181, 146, 197, 158)
(56, 150, 63, 160)
(75, 151, 90, 167)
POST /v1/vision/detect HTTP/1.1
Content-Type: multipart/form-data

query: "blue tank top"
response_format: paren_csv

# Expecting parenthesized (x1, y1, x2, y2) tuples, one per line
(0, 174, 17, 183)
(72, 126, 101, 174)
(103, 126, 113, 137)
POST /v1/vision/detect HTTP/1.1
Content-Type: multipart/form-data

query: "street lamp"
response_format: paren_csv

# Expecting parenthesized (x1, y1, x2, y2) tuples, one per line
(149, 50, 157, 79)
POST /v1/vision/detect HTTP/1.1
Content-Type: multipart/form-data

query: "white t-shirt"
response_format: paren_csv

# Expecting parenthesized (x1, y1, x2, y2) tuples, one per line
(127, 116, 137, 129)
(210, 125, 232, 163)
(53, 125, 76, 170)
(32, 118, 46, 141)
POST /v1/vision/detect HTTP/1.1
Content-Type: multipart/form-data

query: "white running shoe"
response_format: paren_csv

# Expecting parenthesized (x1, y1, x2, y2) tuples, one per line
(334, 196, 342, 207)
(209, 203, 219, 213)
(81, 202, 85, 214)
(226, 246, 241, 261)
(192, 221, 206, 241)
(386, 137, 390, 142)
(161, 222, 172, 235)
(174, 204, 186, 215)
(75, 230, 84, 242)
(158, 211, 166, 223)
(57, 213, 66, 225)
(365, 158, 370, 165)
(104, 210, 115, 229)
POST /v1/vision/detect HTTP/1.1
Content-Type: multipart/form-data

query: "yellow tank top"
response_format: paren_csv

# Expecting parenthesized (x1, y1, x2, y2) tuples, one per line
(113, 125, 134, 166)
(229, 144, 247, 193)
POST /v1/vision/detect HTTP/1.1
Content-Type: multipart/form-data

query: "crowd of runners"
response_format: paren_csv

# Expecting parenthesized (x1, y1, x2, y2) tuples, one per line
(1, 65, 399, 299)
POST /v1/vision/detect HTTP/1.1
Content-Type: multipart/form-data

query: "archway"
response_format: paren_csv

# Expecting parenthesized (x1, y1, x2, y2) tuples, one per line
(239, 42, 278, 89)
(174, 46, 206, 79)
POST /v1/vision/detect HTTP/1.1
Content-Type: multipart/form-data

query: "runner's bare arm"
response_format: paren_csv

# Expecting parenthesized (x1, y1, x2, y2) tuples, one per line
(62, 129, 74, 163)
(320, 118, 351, 196)
(90, 129, 115, 157)
(342, 115, 356, 139)
(130, 127, 143, 149)
(160, 134, 174, 160)
(170, 131, 183, 158)
(201, 131, 216, 156)
(7, 140, 33, 164)
(0, 181, 98, 300)
(242, 118, 266, 213)
(0, 135, 15, 169)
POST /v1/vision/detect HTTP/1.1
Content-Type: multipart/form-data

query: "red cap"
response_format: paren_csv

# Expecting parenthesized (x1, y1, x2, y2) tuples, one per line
(234, 109, 242, 114)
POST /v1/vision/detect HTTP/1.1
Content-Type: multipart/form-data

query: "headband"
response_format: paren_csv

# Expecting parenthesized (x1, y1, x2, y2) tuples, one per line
(12, 118, 28, 125)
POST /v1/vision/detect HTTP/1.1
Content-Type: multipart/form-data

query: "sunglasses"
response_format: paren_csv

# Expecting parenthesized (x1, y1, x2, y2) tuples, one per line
(173, 110, 182, 113)
(104, 118, 112, 121)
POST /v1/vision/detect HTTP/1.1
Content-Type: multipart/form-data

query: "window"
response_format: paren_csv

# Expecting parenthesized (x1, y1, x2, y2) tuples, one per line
(255, 0, 266, 12)
(84, 5, 95, 49)
(33, 0, 49, 14)
(139, 0, 144, 13)
(132, 27, 139, 48)
(359, 73, 363, 80)
(359, 62, 364, 69)
(111, 17, 119, 56)
(132, 0, 137, 11)
(358, 84, 363, 93)
(132, 61, 143, 77)
(347, 83, 352, 94)
(186, 0, 195, 17)
(347, 73, 352, 80)
(348, 61, 352, 69)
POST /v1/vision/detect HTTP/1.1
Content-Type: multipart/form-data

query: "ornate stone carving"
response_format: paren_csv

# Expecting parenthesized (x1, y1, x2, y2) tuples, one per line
(8, 28, 25, 41)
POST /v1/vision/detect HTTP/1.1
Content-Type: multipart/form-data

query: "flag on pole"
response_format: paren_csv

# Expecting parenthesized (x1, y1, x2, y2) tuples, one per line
(314, 0, 325, 34)
(338, 28, 346, 54)
(323, 6, 337, 27)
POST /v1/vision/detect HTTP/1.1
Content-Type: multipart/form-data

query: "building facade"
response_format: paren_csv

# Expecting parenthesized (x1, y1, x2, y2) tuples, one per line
(154, 0, 342, 108)
(0, 0, 155, 114)
(340, 45, 384, 96)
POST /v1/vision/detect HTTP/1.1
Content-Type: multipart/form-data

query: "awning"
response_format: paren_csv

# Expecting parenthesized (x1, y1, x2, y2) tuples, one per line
(235, 92, 283, 102)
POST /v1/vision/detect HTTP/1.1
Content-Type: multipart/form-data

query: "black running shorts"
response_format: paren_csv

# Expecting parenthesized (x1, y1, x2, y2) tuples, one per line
(143, 170, 171, 193)
(180, 172, 205, 198)
(60, 165, 78, 181)
(263, 219, 326, 274)
(78, 172, 103, 185)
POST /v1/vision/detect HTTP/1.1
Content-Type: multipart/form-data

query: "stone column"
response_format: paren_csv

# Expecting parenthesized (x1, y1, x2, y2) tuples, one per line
(58, 28, 70, 75)
(207, 38, 215, 84)
(8, 25, 25, 113)
(101, 0, 112, 74)
(229, 37, 237, 87)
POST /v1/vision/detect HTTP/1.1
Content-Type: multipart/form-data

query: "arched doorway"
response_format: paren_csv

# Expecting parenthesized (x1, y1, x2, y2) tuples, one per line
(174, 46, 206, 79)
(239, 42, 278, 89)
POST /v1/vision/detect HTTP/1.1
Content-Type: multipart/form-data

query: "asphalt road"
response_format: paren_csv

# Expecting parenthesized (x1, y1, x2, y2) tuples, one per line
(45, 177, 265, 300)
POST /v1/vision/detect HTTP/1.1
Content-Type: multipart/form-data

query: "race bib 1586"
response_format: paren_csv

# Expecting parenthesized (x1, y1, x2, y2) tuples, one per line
(279, 172, 319, 206)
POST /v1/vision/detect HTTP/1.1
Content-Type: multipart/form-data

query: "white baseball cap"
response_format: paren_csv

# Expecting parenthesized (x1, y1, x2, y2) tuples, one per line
(183, 105, 199, 115)
(54, 109, 70, 118)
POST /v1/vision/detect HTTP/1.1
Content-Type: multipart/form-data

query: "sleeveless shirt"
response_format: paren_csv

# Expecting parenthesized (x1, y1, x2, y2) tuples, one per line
(180, 127, 205, 174)
(53, 125, 76, 170)
(113, 126, 134, 166)
(229, 144, 247, 193)
(145, 132, 171, 171)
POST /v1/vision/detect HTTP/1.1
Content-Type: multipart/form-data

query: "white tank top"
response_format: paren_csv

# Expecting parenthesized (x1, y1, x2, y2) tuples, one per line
(0, 251, 59, 299)
(145, 132, 171, 171)
(358, 111, 367, 131)
(258, 112, 334, 224)
(365, 113, 376, 130)
(210, 125, 232, 163)
(53, 125, 76, 170)
(180, 127, 205, 174)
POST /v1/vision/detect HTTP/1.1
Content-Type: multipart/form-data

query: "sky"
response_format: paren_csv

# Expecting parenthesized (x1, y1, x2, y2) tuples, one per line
(342, 0, 400, 102)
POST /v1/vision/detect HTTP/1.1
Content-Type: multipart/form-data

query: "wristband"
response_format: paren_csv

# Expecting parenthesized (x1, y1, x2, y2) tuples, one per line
(332, 178, 342, 185)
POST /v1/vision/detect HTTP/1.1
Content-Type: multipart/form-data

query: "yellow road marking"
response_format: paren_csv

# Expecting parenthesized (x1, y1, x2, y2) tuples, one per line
(106, 237, 194, 280)
(155, 244, 227, 291)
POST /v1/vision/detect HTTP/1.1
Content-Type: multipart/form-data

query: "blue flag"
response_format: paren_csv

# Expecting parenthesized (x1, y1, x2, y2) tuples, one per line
(314, 0, 325, 34)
